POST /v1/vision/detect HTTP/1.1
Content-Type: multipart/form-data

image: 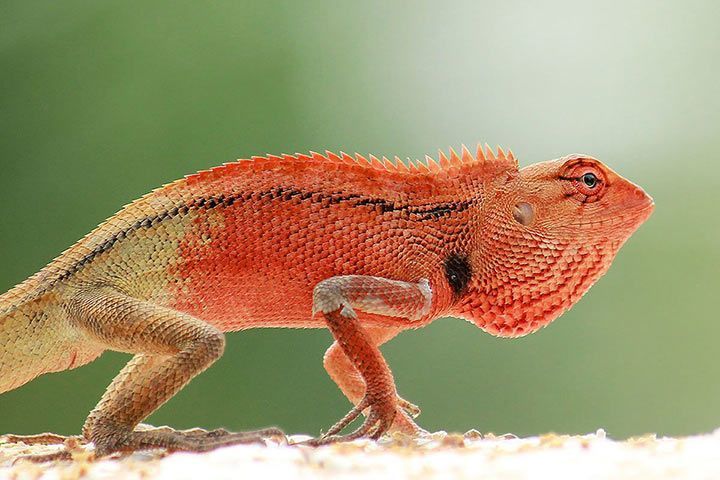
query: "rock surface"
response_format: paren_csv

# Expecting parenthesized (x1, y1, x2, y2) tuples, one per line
(3, 430, 720, 480)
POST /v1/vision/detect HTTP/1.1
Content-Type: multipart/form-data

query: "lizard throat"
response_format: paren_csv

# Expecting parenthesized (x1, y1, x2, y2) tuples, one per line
(455, 244, 611, 338)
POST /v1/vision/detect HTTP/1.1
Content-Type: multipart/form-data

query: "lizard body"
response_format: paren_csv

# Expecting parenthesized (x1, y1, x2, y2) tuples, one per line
(0, 145, 653, 455)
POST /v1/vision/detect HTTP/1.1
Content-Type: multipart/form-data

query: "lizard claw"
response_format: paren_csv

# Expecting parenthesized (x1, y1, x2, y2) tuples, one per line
(302, 391, 402, 446)
(397, 396, 421, 419)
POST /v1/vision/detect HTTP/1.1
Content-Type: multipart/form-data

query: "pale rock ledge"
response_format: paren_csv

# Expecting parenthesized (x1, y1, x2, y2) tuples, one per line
(3, 429, 720, 480)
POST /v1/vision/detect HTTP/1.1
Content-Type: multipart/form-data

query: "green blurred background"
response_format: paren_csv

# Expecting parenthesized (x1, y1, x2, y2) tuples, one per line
(1, 0, 718, 440)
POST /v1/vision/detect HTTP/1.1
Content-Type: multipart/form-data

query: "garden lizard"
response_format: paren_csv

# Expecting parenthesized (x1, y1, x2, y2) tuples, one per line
(0, 145, 653, 457)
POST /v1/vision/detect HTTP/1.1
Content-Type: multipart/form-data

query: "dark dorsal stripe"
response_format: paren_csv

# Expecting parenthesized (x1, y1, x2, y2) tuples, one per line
(259, 187, 477, 220)
(57, 186, 478, 283)
(444, 252, 472, 296)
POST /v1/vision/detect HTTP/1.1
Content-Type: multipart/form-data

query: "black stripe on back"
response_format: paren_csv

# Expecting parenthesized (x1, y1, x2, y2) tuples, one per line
(58, 186, 478, 282)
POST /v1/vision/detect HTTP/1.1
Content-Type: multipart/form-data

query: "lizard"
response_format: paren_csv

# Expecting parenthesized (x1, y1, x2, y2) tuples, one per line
(0, 144, 653, 458)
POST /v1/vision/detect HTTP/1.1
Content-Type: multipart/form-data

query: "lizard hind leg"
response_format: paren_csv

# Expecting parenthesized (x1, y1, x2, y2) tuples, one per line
(0, 293, 104, 394)
(62, 286, 284, 457)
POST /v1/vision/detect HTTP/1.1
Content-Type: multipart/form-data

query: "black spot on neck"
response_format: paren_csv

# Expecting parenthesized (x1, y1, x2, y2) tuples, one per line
(443, 253, 472, 297)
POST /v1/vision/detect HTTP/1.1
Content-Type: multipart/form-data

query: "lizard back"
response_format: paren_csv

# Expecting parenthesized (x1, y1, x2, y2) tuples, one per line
(1, 147, 514, 333)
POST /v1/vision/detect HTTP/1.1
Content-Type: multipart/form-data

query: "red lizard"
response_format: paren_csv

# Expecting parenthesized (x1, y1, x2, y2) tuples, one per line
(0, 145, 653, 457)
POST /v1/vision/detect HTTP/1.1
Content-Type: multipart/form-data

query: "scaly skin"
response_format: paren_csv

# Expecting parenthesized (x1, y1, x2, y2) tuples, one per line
(0, 145, 653, 457)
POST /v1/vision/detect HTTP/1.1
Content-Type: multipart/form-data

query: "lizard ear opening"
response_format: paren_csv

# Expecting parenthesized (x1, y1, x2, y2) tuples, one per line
(513, 202, 535, 226)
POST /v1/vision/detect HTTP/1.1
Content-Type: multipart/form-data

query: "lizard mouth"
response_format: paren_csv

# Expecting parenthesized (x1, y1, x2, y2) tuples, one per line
(636, 200, 655, 223)
(569, 208, 652, 229)
(630, 181, 654, 212)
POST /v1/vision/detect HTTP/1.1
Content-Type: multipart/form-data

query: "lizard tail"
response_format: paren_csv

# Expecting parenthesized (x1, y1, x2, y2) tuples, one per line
(0, 289, 103, 393)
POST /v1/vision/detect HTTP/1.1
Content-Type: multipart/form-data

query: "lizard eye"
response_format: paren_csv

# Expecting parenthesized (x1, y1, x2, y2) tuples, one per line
(582, 173, 598, 189)
(573, 169, 605, 199)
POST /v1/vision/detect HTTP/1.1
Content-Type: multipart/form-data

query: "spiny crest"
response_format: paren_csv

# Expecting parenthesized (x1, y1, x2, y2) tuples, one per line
(184, 143, 517, 184)
(447, 143, 518, 174)
(327, 143, 517, 175)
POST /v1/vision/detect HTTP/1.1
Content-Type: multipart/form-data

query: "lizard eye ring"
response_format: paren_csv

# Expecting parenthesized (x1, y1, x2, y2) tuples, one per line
(581, 172, 598, 189)
(560, 159, 608, 203)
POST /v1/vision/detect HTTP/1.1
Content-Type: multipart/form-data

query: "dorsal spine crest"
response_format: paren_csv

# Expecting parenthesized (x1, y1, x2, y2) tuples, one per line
(183, 143, 518, 185)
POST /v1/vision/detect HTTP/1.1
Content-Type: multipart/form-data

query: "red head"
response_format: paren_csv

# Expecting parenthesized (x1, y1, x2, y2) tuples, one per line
(456, 154, 654, 337)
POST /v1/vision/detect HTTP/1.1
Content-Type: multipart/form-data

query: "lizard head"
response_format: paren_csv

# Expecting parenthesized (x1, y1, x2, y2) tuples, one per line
(457, 154, 654, 338)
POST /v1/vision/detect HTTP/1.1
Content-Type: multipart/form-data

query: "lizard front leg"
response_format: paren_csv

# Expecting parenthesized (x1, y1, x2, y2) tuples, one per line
(311, 275, 432, 444)
(323, 327, 425, 436)
(64, 286, 282, 457)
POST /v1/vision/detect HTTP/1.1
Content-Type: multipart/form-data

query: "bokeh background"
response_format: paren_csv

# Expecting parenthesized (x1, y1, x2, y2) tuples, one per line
(1, 0, 718, 440)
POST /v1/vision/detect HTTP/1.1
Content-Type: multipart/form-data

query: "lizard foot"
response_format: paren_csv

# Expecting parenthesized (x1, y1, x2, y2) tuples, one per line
(135, 424, 286, 443)
(12, 450, 73, 465)
(11, 427, 286, 463)
(91, 425, 286, 456)
(2, 433, 82, 446)
(10, 436, 84, 464)
(303, 393, 398, 446)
